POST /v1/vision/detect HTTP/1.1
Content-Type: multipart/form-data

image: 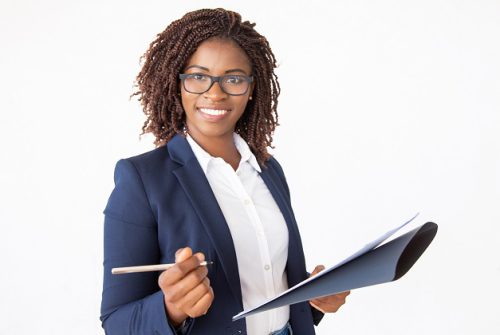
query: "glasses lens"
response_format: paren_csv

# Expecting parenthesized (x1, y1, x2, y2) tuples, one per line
(183, 74, 211, 94)
(220, 75, 250, 95)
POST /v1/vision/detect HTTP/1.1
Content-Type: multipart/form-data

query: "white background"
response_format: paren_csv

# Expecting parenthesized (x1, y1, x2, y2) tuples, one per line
(1, 1, 499, 334)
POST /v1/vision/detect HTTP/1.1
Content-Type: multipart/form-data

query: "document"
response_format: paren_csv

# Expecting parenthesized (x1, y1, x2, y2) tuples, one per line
(233, 214, 438, 321)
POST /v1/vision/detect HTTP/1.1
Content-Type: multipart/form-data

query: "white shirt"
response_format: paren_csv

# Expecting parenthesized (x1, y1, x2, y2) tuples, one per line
(187, 133, 290, 335)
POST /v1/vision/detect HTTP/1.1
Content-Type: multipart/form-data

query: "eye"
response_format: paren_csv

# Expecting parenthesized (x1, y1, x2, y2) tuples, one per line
(224, 75, 244, 85)
(189, 73, 209, 81)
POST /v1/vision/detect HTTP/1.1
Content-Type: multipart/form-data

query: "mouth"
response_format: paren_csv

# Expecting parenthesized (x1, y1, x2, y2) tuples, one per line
(197, 107, 231, 120)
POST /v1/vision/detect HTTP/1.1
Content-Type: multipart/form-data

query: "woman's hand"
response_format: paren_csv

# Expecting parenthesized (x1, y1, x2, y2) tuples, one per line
(308, 265, 350, 313)
(158, 247, 214, 327)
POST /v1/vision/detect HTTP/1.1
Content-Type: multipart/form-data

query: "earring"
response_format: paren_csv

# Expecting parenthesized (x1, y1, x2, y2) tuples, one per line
(249, 96, 253, 100)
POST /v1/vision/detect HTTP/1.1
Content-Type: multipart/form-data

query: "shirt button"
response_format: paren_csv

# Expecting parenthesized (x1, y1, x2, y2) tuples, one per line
(244, 199, 252, 205)
(264, 264, 270, 271)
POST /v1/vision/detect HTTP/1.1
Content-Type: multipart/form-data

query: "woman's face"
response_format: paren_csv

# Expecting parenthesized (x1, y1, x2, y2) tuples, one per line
(180, 38, 253, 144)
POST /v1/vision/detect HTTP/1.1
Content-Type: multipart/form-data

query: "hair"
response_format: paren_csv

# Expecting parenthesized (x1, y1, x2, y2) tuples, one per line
(133, 8, 280, 166)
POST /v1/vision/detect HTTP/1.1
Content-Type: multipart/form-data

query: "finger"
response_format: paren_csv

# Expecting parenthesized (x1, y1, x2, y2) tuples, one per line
(309, 300, 327, 313)
(158, 255, 205, 287)
(312, 297, 345, 307)
(310, 298, 335, 306)
(176, 254, 207, 275)
(183, 263, 209, 286)
(310, 299, 343, 313)
(314, 291, 350, 305)
(317, 291, 350, 301)
(310, 265, 325, 276)
(186, 287, 214, 318)
(337, 291, 350, 298)
(175, 277, 211, 311)
(163, 266, 209, 302)
(311, 293, 349, 311)
(193, 252, 206, 263)
(175, 247, 193, 263)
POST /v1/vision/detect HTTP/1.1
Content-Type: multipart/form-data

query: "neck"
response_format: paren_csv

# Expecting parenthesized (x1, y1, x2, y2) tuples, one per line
(188, 131, 241, 170)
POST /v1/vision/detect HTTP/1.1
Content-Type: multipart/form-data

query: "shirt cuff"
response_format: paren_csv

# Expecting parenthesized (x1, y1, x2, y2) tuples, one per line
(173, 317, 193, 335)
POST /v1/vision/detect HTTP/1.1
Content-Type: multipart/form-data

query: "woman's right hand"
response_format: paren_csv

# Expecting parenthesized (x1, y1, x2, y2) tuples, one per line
(158, 247, 214, 327)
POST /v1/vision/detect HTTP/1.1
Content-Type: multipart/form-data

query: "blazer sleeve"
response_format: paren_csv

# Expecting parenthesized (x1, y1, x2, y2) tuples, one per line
(100, 159, 186, 335)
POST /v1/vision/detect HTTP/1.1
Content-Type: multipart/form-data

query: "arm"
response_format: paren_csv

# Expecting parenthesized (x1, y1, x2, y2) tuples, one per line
(100, 159, 181, 335)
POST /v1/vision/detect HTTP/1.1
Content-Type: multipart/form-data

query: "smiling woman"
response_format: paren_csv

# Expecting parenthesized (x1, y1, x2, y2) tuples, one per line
(100, 8, 349, 335)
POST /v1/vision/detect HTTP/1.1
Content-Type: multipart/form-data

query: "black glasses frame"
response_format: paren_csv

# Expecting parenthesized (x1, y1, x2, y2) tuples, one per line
(179, 73, 254, 96)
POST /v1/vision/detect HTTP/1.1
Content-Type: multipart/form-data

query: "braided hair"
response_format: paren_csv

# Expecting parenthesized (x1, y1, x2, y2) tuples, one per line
(133, 8, 280, 166)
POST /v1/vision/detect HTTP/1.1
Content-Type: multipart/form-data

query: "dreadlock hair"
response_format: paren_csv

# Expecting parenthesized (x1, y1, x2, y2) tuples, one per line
(133, 8, 280, 166)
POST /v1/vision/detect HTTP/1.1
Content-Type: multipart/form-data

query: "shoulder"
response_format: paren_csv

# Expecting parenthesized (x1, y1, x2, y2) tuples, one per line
(106, 145, 180, 220)
(263, 155, 287, 178)
(109, 145, 178, 202)
(126, 145, 171, 169)
(115, 145, 177, 180)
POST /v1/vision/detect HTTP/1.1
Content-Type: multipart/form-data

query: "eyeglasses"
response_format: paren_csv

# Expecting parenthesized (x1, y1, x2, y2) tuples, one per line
(179, 73, 253, 96)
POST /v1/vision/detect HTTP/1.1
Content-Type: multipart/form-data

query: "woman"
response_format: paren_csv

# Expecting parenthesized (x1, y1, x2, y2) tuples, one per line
(101, 8, 349, 335)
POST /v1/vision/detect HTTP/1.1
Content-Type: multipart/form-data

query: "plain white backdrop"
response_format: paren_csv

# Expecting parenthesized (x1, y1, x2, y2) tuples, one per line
(1, 0, 499, 334)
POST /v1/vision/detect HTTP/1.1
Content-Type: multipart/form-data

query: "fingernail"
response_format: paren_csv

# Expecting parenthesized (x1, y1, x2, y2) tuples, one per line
(175, 248, 184, 261)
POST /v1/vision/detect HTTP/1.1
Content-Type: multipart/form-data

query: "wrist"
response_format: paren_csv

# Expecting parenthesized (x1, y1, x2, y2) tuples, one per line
(173, 318, 193, 335)
(174, 319, 187, 330)
(165, 301, 188, 327)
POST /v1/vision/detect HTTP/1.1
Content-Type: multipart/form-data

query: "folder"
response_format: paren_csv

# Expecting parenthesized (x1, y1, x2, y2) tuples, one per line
(233, 215, 438, 321)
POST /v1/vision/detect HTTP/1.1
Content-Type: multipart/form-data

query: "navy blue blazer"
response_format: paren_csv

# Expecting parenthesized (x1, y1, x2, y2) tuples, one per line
(100, 134, 322, 334)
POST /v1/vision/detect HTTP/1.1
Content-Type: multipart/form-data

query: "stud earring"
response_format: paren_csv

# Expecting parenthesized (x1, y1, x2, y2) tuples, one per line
(249, 96, 253, 100)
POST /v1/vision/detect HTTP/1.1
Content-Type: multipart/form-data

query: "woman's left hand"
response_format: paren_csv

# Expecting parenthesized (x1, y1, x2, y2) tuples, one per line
(308, 265, 350, 313)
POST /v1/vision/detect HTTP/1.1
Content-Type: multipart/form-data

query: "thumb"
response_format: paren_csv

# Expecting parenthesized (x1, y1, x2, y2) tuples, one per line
(310, 265, 325, 277)
(175, 247, 192, 263)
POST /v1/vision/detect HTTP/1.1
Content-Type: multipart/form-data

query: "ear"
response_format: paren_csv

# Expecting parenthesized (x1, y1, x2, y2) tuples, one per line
(248, 81, 255, 99)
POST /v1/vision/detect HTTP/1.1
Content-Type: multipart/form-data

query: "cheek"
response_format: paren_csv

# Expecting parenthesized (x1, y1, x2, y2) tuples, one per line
(180, 92, 196, 113)
(235, 98, 250, 114)
(239, 105, 251, 120)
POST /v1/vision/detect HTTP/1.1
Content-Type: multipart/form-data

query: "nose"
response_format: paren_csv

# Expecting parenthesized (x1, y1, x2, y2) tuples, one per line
(203, 80, 228, 101)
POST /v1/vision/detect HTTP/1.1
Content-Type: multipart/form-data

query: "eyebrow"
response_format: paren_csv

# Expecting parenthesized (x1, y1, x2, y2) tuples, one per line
(184, 65, 209, 72)
(184, 65, 249, 75)
(224, 68, 248, 74)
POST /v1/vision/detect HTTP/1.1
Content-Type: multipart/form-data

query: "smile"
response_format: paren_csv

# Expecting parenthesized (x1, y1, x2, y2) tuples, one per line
(198, 108, 230, 116)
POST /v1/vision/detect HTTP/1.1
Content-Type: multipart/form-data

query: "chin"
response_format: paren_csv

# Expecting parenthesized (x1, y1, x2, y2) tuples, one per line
(191, 124, 234, 139)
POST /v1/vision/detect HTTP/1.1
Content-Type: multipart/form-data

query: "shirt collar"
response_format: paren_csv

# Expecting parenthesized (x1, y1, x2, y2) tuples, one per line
(186, 133, 261, 174)
(233, 133, 261, 173)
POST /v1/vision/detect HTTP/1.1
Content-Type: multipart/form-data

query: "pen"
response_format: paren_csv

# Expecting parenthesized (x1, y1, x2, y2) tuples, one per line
(112, 261, 213, 275)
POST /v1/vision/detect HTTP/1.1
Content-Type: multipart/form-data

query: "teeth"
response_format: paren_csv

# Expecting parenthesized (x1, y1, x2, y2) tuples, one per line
(199, 108, 228, 116)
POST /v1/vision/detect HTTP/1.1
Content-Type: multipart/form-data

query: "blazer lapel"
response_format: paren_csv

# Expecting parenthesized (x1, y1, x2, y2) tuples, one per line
(167, 134, 243, 308)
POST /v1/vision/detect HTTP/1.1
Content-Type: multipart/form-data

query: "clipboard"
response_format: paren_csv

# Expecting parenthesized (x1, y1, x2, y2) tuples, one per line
(233, 215, 438, 321)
